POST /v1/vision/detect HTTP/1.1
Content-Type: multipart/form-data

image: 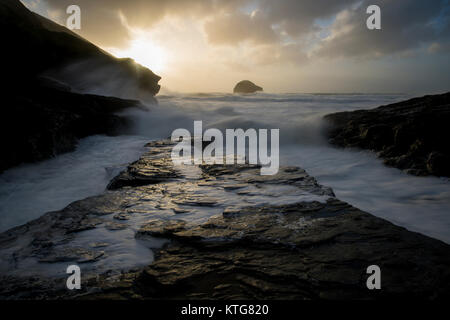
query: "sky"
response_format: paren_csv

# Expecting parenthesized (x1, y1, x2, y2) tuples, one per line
(21, 0, 450, 94)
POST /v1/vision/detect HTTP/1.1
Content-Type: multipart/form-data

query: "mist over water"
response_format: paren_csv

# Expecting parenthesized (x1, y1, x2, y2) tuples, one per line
(1, 93, 449, 243)
(0, 136, 149, 232)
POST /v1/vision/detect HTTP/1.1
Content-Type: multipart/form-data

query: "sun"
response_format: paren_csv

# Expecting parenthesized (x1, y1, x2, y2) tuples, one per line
(111, 36, 167, 73)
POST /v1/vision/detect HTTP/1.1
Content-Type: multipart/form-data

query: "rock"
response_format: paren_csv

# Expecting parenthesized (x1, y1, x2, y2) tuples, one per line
(1, 0, 161, 98)
(0, 139, 449, 300)
(107, 141, 179, 190)
(113, 213, 131, 221)
(427, 151, 450, 176)
(222, 184, 247, 191)
(233, 80, 263, 94)
(0, 0, 161, 172)
(0, 78, 144, 172)
(104, 221, 128, 231)
(136, 220, 187, 239)
(325, 92, 450, 177)
(38, 247, 105, 264)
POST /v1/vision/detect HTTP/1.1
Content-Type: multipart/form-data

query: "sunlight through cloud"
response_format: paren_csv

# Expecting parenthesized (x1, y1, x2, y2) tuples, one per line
(111, 33, 167, 73)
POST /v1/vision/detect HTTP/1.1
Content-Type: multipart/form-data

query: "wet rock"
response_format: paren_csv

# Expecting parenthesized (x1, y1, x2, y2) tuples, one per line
(325, 92, 450, 177)
(39, 247, 105, 264)
(113, 213, 131, 221)
(107, 140, 179, 190)
(104, 221, 128, 231)
(172, 208, 190, 214)
(66, 217, 103, 234)
(200, 164, 260, 176)
(0, 0, 161, 172)
(0, 78, 145, 173)
(107, 157, 179, 190)
(90, 242, 109, 248)
(136, 220, 187, 239)
(427, 151, 450, 176)
(131, 197, 450, 299)
(222, 184, 248, 191)
(172, 197, 218, 207)
(0, 139, 449, 300)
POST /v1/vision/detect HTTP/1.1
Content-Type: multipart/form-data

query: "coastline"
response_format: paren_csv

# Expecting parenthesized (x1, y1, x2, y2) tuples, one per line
(1, 139, 449, 300)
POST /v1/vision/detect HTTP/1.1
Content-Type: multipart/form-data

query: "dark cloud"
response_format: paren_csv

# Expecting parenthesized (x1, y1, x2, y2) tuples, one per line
(259, 0, 357, 37)
(315, 0, 450, 58)
(41, 0, 450, 60)
(203, 0, 358, 45)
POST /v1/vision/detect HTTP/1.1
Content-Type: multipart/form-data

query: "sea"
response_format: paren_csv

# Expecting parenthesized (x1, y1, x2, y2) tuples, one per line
(1, 92, 449, 244)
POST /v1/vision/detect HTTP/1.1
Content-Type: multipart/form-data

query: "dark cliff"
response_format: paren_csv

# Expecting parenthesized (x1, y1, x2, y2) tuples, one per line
(325, 92, 450, 177)
(1, 0, 161, 97)
(0, 0, 161, 172)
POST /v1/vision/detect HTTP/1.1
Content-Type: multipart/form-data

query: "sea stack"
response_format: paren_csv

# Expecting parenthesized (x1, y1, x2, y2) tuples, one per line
(233, 80, 263, 94)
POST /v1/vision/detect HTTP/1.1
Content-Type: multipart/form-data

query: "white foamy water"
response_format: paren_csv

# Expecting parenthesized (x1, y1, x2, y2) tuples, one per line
(0, 135, 149, 232)
(1, 92, 449, 244)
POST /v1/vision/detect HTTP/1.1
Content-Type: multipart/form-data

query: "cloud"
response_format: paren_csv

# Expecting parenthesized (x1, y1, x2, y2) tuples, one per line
(428, 42, 450, 53)
(204, 0, 360, 46)
(259, 0, 357, 37)
(42, 0, 220, 46)
(204, 10, 278, 45)
(39, 0, 450, 61)
(40, 0, 359, 48)
(315, 0, 450, 58)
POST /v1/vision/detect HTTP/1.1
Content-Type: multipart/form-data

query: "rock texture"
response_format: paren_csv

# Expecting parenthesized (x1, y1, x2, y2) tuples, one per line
(1, 0, 161, 98)
(233, 80, 263, 94)
(0, 0, 162, 171)
(0, 77, 144, 172)
(107, 141, 180, 190)
(0, 140, 449, 300)
(325, 92, 450, 177)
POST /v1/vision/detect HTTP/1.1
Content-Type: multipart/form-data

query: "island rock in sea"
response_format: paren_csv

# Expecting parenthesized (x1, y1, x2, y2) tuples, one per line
(233, 80, 263, 94)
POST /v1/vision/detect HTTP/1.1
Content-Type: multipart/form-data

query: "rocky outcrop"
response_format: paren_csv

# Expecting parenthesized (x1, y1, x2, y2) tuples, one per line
(1, 0, 161, 98)
(0, 77, 143, 172)
(0, 0, 162, 171)
(0, 140, 449, 300)
(324, 92, 450, 177)
(233, 80, 263, 94)
(107, 141, 180, 189)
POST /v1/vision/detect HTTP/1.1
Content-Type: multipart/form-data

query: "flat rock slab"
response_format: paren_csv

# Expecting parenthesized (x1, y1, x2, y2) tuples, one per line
(0, 140, 449, 300)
